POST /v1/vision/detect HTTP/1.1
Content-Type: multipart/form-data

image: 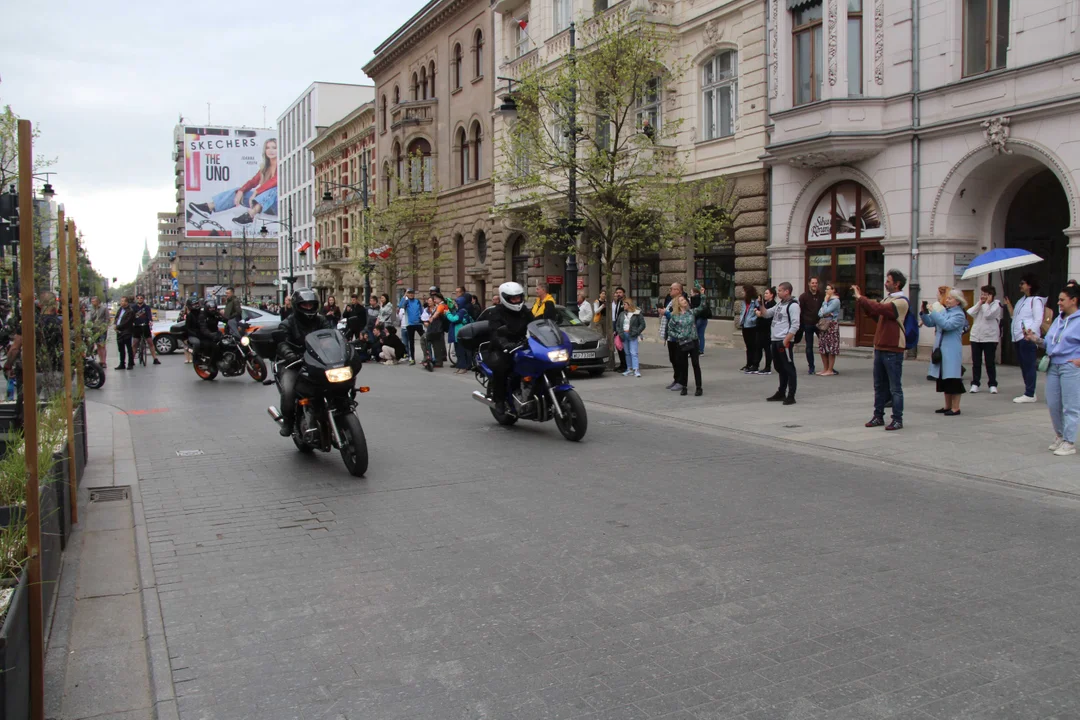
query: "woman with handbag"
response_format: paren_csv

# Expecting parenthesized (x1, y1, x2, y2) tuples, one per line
(1024, 284, 1080, 456)
(816, 283, 841, 376)
(620, 298, 646, 377)
(737, 285, 760, 373)
(754, 287, 777, 375)
(921, 288, 969, 416)
(661, 295, 706, 396)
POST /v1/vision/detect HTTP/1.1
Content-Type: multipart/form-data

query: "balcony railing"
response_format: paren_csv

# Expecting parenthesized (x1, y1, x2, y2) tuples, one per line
(390, 99, 437, 130)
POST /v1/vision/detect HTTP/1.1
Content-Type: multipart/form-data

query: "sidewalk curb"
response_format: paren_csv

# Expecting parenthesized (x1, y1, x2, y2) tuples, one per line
(103, 403, 180, 720)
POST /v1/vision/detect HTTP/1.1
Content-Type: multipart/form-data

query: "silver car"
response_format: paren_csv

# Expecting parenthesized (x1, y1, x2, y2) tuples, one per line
(552, 306, 610, 375)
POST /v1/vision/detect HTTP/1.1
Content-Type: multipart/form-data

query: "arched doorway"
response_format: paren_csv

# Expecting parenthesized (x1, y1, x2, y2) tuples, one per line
(804, 181, 885, 347)
(1001, 169, 1070, 363)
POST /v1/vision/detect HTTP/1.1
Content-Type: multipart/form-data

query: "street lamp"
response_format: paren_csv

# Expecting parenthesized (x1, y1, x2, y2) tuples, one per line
(318, 152, 372, 301)
(496, 22, 579, 296)
(260, 197, 299, 301)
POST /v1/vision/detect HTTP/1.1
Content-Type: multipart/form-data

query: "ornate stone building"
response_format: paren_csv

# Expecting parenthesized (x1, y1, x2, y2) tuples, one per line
(766, 0, 1080, 352)
(362, 0, 501, 304)
(309, 102, 377, 301)
(491, 0, 769, 341)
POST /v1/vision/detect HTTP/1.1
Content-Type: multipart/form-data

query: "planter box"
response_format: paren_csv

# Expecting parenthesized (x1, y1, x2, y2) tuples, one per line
(49, 449, 72, 551)
(0, 403, 19, 436)
(0, 571, 30, 720)
(74, 401, 87, 482)
(37, 482, 60, 624)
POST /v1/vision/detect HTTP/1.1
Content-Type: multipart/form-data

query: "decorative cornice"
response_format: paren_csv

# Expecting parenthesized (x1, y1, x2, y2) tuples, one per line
(363, 0, 478, 79)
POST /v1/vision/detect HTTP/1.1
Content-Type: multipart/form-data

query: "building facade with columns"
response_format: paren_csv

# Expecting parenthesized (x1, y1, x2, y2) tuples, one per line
(491, 0, 769, 339)
(362, 0, 501, 304)
(765, 0, 1080, 353)
(309, 102, 377, 302)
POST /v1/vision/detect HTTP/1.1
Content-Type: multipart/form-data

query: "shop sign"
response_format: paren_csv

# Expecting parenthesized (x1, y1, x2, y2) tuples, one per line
(546, 275, 563, 285)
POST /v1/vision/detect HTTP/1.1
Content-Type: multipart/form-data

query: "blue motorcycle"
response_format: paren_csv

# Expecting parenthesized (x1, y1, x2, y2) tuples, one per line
(459, 319, 588, 441)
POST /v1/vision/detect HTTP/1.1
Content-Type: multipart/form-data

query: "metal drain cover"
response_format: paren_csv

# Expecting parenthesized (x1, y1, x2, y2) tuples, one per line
(783, 424, 802, 429)
(89, 487, 130, 503)
(176, 449, 204, 457)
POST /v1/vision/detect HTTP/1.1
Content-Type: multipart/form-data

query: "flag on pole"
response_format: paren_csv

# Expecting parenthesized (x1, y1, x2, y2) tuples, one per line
(297, 240, 312, 255)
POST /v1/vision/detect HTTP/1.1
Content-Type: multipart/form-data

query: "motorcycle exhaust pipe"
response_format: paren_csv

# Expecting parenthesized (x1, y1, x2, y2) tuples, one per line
(267, 406, 284, 425)
(471, 390, 495, 408)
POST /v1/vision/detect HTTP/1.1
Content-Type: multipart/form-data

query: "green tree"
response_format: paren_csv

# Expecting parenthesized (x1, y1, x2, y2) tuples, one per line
(364, 151, 445, 292)
(496, 12, 733, 365)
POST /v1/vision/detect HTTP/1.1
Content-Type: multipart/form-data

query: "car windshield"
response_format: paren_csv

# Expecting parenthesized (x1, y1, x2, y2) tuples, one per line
(553, 306, 584, 327)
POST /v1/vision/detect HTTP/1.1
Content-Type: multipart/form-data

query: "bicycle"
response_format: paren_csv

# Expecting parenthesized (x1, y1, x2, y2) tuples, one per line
(135, 333, 148, 367)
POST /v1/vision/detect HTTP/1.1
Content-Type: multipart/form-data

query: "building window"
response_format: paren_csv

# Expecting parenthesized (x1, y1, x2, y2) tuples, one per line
(515, 15, 531, 58)
(636, 77, 661, 138)
(412, 72, 420, 101)
(628, 253, 660, 315)
(473, 29, 484, 78)
(382, 162, 391, 201)
(510, 236, 529, 289)
(595, 91, 610, 151)
(594, 0, 608, 13)
(848, 0, 863, 96)
(963, 0, 1009, 76)
(554, 0, 571, 33)
(420, 66, 428, 99)
(694, 242, 736, 318)
(407, 138, 433, 193)
(476, 230, 487, 264)
(471, 121, 483, 180)
(793, 1, 824, 105)
(393, 142, 403, 187)
(702, 51, 737, 140)
(394, 85, 400, 104)
(457, 127, 470, 185)
(429, 61, 436, 97)
(452, 44, 463, 89)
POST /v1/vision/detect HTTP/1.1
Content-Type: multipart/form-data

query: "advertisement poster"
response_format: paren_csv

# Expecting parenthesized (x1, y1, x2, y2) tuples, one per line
(184, 126, 278, 237)
(807, 182, 883, 242)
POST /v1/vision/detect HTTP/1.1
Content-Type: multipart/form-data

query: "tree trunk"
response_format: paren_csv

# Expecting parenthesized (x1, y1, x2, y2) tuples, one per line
(604, 251, 615, 371)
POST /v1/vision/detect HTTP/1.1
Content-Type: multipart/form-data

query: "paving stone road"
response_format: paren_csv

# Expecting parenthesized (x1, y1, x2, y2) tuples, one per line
(96, 354, 1080, 720)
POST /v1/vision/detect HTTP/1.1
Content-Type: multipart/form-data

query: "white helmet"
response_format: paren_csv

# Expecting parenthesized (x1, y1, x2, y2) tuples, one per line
(499, 281, 526, 312)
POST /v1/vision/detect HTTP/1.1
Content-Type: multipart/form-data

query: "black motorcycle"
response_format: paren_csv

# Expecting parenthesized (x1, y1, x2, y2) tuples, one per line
(267, 328, 369, 477)
(84, 341, 106, 389)
(192, 323, 267, 382)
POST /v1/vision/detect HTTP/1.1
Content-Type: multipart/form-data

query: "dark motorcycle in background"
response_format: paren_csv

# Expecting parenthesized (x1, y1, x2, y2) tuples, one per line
(267, 328, 369, 477)
(193, 323, 268, 382)
(83, 340, 106, 389)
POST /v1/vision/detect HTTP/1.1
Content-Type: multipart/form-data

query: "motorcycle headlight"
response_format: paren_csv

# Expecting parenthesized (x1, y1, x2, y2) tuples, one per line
(325, 366, 354, 383)
(240, 336, 251, 346)
(547, 349, 569, 362)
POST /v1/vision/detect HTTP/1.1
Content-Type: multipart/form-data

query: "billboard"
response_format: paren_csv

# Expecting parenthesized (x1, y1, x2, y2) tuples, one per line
(183, 126, 278, 238)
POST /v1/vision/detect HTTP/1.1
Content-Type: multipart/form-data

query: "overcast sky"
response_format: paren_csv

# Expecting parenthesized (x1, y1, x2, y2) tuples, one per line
(1, 0, 418, 284)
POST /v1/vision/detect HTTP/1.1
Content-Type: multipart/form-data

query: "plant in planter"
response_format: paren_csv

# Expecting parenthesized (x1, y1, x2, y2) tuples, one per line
(0, 518, 29, 720)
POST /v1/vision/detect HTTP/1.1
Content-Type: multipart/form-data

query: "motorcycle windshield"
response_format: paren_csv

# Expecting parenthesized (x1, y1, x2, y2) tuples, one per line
(304, 329, 349, 369)
(527, 320, 565, 349)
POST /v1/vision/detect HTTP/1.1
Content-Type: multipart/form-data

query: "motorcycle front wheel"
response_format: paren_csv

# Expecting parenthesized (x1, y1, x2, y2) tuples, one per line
(553, 389, 587, 442)
(337, 413, 368, 477)
(84, 361, 105, 389)
(247, 356, 268, 382)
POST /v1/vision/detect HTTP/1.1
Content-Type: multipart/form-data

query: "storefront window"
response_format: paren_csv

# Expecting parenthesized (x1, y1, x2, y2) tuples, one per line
(629, 253, 660, 315)
(694, 245, 736, 318)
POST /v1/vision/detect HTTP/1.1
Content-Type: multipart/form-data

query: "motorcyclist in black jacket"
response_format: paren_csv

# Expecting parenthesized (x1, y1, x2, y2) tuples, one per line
(195, 298, 224, 366)
(275, 289, 332, 436)
(484, 282, 532, 414)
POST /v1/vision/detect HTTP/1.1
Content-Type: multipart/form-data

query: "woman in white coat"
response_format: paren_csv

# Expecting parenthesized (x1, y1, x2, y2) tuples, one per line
(1002, 273, 1046, 403)
(967, 284, 1002, 394)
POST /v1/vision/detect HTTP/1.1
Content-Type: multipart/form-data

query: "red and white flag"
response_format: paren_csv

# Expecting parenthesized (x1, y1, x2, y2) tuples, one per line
(297, 240, 312, 254)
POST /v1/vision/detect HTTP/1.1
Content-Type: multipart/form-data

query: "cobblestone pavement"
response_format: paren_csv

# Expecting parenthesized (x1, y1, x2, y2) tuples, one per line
(99, 354, 1080, 720)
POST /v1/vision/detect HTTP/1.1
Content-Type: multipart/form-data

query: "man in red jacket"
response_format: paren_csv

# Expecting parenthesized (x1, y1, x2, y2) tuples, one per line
(854, 269, 911, 431)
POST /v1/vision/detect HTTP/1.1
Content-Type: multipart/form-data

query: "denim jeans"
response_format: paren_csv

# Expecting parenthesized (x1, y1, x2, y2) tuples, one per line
(801, 323, 818, 371)
(772, 341, 797, 398)
(212, 186, 279, 216)
(873, 350, 904, 422)
(1015, 339, 1038, 398)
(970, 341, 998, 388)
(454, 341, 472, 370)
(1046, 362, 1080, 443)
(695, 318, 708, 354)
(623, 334, 639, 371)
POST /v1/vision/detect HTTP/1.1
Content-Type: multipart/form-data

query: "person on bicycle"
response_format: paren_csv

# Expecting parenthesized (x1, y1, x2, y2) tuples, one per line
(131, 294, 161, 365)
(274, 289, 332, 437)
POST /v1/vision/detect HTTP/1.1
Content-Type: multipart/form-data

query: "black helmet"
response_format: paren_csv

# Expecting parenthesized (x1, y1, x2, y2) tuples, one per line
(204, 298, 218, 312)
(185, 297, 200, 310)
(291, 289, 320, 323)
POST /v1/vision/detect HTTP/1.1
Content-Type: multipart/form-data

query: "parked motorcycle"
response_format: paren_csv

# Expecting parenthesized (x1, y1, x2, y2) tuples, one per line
(267, 328, 369, 477)
(84, 342, 105, 389)
(459, 319, 588, 442)
(192, 323, 267, 382)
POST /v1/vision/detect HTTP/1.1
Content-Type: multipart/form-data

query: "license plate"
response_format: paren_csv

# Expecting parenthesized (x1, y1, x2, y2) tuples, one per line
(572, 351, 595, 359)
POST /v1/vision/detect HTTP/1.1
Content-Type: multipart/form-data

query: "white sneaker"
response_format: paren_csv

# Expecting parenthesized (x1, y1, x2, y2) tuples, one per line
(969, 385, 980, 394)
(1049, 437, 1065, 452)
(634, 371, 641, 378)
(989, 386, 999, 394)
(1053, 442, 1077, 457)
(1013, 395, 1037, 404)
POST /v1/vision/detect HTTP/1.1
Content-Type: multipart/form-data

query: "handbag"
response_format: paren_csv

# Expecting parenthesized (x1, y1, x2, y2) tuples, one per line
(931, 347, 942, 365)
(678, 338, 697, 352)
(816, 317, 832, 333)
(614, 333, 624, 352)
(1038, 354, 1050, 373)
(592, 312, 601, 324)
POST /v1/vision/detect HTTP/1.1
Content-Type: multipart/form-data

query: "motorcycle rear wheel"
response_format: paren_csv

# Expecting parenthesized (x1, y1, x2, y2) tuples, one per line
(489, 403, 518, 426)
(193, 358, 218, 381)
(84, 362, 105, 389)
(247, 356, 268, 382)
(338, 414, 368, 477)
(553, 389, 587, 442)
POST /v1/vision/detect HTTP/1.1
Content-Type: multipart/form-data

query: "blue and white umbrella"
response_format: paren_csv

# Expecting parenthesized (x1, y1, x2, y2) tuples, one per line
(960, 248, 1043, 281)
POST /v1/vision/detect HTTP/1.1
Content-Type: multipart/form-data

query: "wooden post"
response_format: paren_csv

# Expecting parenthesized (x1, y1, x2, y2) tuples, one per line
(67, 221, 80, 524)
(18, 118, 45, 720)
(56, 212, 78, 533)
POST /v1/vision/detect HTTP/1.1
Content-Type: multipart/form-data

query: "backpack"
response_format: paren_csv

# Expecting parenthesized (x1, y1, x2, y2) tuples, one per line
(785, 303, 804, 344)
(893, 296, 919, 349)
